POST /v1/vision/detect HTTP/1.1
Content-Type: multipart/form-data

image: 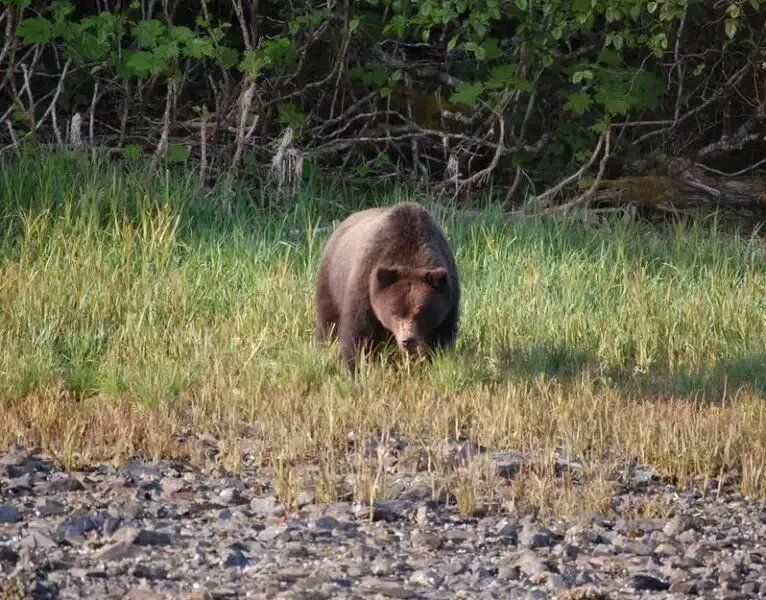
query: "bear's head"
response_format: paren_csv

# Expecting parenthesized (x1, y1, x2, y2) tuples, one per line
(370, 265, 451, 358)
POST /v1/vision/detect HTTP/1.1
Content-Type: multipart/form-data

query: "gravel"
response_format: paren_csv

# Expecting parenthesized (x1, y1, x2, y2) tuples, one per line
(1, 443, 766, 598)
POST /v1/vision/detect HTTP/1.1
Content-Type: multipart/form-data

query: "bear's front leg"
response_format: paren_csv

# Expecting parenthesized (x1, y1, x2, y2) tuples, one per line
(338, 304, 379, 372)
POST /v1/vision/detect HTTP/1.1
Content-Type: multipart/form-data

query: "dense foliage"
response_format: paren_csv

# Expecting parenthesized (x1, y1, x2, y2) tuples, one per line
(0, 0, 764, 205)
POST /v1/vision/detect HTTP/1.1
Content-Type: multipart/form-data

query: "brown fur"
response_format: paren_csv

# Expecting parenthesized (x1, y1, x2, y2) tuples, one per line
(314, 202, 460, 371)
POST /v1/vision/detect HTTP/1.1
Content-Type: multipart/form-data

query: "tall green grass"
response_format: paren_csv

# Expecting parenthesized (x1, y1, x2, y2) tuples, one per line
(2, 151, 766, 504)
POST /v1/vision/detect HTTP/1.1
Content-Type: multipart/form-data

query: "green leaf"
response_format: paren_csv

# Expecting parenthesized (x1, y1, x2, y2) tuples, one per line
(349, 17, 360, 32)
(515, 0, 528, 9)
(168, 25, 195, 45)
(598, 49, 621, 65)
(216, 46, 240, 69)
(278, 102, 307, 131)
(17, 18, 54, 44)
(239, 50, 272, 81)
(261, 37, 296, 68)
(725, 19, 737, 39)
(133, 19, 164, 48)
(727, 4, 741, 18)
(450, 81, 484, 107)
(463, 41, 485, 60)
(542, 53, 554, 68)
(565, 92, 592, 115)
(447, 35, 458, 51)
(50, 1, 74, 22)
(647, 2, 657, 13)
(693, 62, 706, 76)
(348, 66, 391, 87)
(184, 37, 215, 59)
(124, 50, 165, 76)
(481, 38, 503, 61)
(165, 144, 190, 163)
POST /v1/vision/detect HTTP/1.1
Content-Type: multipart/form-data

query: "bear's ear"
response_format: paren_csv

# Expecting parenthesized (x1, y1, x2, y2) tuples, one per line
(376, 267, 399, 288)
(424, 268, 448, 290)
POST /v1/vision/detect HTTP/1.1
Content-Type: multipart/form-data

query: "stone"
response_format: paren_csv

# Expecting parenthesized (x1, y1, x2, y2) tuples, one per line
(224, 550, 249, 568)
(258, 524, 289, 542)
(218, 488, 243, 505)
(22, 531, 57, 549)
(518, 523, 556, 549)
(669, 578, 698, 595)
(412, 530, 443, 550)
(129, 564, 168, 580)
(0, 545, 19, 563)
(444, 560, 468, 575)
(93, 541, 139, 561)
(632, 572, 670, 591)
(250, 496, 285, 518)
(41, 475, 84, 493)
(34, 498, 65, 517)
(57, 514, 102, 538)
(135, 529, 172, 546)
(0, 505, 20, 523)
(371, 500, 414, 522)
(161, 477, 186, 497)
(514, 550, 555, 578)
(312, 516, 340, 531)
(410, 569, 443, 587)
(495, 518, 519, 539)
(663, 515, 691, 536)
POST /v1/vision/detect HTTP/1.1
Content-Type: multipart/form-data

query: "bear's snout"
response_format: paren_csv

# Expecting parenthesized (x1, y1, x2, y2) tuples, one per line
(392, 324, 427, 357)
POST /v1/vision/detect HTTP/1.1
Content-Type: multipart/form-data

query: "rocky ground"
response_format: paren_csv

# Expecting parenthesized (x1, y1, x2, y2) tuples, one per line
(1, 442, 766, 599)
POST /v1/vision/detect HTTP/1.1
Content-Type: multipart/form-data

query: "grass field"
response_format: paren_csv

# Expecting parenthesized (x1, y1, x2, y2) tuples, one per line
(2, 151, 766, 512)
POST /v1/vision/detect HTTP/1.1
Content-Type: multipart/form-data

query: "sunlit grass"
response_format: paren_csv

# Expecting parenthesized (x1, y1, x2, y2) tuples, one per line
(2, 150, 766, 510)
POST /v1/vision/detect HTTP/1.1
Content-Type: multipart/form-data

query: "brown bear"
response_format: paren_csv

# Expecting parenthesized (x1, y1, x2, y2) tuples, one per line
(314, 202, 459, 371)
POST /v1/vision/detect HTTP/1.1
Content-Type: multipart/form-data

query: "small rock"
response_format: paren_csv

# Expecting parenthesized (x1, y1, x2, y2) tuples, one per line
(35, 498, 65, 517)
(0, 545, 19, 563)
(21, 531, 57, 549)
(632, 465, 660, 487)
(410, 569, 443, 587)
(129, 564, 168, 580)
(412, 530, 442, 550)
(495, 518, 519, 539)
(250, 496, 284, 518)
(371, 500, 414, 522)
(102, 517, 121, 536)
(514, 550, 555, 578)
(218, 487, 243, 505)
(57, 514, 102, 538)
(632, 572, 670, 591)
(224, 550, 249, 568)
(0, 505, 20, 523)
(492, 451, 525, 478)
(93, 541, 138, 561)
(669, 578, 698, 594)
(40, 475, 84, 493)
(444, 561, 468, 575)
(135, 529, 172, 546)
(161, 477, 185, 497)
(678, 528, 700, 544)
(257, 524, 288, 542)
(296, 491, 315, 508)
(518, 523, 556, 549)
(312, 516, 340, 531)
(663, 515, 691, 537)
